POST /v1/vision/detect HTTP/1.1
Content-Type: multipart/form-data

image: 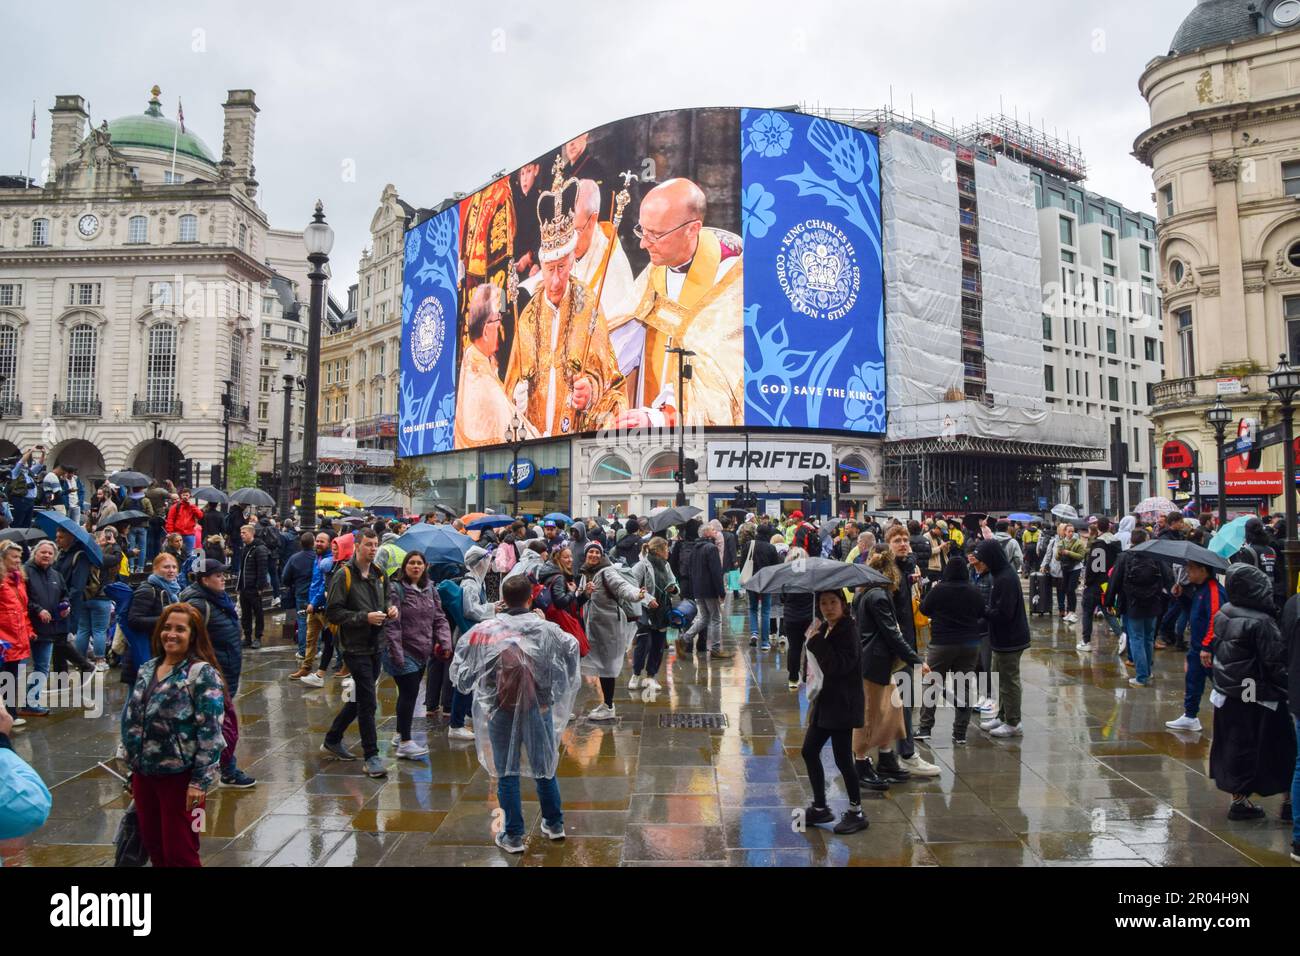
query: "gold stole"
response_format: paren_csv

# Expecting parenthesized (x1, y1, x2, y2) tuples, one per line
(640, 230, 723, 403)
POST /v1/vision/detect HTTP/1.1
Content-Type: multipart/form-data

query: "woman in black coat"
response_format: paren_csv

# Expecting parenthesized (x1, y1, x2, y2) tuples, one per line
(780, 549, 817, 689)
(1207, 564, 1295, 820)
(917, 557, 986, 744)
(800, 590, 867, 835)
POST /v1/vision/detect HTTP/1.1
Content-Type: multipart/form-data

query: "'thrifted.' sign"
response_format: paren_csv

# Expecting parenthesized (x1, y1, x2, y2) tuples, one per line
(707, 441, 834, 481)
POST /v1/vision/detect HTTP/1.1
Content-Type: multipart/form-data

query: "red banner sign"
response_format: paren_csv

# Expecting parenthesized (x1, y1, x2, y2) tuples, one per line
(1161, 440, 1194, 470)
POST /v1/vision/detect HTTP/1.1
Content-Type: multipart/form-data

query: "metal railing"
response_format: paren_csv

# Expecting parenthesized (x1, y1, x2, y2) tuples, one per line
(0, 399, 20, 418)
(132, 396, 183, 418)
(226, 403, 250, 424)
(52, 398, 101, 418)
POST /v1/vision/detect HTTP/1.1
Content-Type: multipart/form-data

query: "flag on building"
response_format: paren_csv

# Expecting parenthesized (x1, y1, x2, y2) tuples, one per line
(177, 98, 185, 134)
(31, 101, 36, 139)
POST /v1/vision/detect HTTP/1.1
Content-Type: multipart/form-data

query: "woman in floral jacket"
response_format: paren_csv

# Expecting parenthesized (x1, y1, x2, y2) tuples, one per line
(120, 602, 226, 867)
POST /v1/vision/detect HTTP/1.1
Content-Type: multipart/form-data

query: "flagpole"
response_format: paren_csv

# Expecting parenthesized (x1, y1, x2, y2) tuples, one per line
(169, 115, 179, 182)
(26, 100, 35, 189)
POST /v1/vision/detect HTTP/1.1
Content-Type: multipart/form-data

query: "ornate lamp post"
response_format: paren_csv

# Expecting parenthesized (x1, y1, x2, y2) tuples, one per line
(300, 201, 334, 532)
(506, 410, 526, 518)
(1205, 396, 1233, 530)
(278, 350, 304, 519)
(1267, 354, 1300, 596)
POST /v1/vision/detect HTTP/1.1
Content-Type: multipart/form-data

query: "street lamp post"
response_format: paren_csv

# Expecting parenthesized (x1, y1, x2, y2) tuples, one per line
(666, 346, 694, 506)
(220, 379, 234, 491)
(1206, 397, 1232, 530)
(1268, 354, 1300, 597)
(506, 410, 526, 518)
(278, 350, 301, 520)
(300, 201, 334, 532)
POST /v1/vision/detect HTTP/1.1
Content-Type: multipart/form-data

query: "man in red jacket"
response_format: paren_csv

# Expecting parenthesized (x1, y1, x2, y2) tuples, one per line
(164, 488, 204, 558)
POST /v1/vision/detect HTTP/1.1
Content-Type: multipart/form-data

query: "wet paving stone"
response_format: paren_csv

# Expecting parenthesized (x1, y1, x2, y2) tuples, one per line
(10, 598, 1293, 866)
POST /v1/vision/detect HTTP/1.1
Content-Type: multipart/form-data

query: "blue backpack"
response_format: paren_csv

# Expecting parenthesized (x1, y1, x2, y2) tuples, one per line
(436, 577, 474, 636)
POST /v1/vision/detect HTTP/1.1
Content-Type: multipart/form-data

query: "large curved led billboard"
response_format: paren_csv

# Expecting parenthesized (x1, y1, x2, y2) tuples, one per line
(399, 107, 883, 457)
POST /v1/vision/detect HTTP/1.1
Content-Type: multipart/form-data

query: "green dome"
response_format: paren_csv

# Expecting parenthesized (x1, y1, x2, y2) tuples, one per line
(96, 89, 217, 167)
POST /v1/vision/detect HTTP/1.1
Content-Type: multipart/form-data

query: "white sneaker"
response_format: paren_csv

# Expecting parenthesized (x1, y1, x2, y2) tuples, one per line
(979, 700, 998, 715)
(391, 733, 401, 746)
(1064, 613, 1078, 624)
(540, 819, 566, 841)
(628, 675, 641, 690)
(1165, 714, 1203, 732)
(989, 722, 1023, 738)
(300, 672, 325, 688)
(642, 678, 661, 694)
(10, 717, 26, 728)
(900, 754, 942, 777)
(94, 660, 109, 672)
(447, 726, 475, 740)
(787, 680, 800, 690)
(1075, 640, 1092, 651)
(396, 740, 429, 759)
(587, 703, 617, 721)
(979, 717, 1004, 732)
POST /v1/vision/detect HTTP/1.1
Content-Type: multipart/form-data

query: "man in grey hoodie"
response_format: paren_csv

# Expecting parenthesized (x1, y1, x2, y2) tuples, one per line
(1079, 516, 1122, 652)
(993, 520, 1023, 574)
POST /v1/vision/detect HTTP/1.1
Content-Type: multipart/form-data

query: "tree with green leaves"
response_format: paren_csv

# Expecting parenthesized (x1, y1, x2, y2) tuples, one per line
(226, 444, 260, 493)
(391, 457, 431, 512)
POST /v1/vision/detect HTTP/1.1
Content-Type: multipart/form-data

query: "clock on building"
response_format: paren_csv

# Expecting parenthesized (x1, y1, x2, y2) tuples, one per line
(77, 213, 100, 238)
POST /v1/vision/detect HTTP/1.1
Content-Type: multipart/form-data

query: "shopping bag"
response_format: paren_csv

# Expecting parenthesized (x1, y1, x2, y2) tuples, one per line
(114, 801, 149, 868)
(804, 646, 824, 701)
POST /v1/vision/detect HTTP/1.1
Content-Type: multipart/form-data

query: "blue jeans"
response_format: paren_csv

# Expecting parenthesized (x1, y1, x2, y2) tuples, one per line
(1291, 717, 1299, 846)
(449, 689, 473, 728)
(75, 599, 113, 659)
(26, 641, 53, 710)
(181, 534, 196, 557)
(295, 611, 308, 656)
(11, 497, 34, 529)
(1183, 637, 1211, 718)
(1126, 616, 1157, 684)
(146, 525, 162, 562)
(488, 708, 562, 838)
(128, 527, 148, 573)
(748, 593, 772, 643)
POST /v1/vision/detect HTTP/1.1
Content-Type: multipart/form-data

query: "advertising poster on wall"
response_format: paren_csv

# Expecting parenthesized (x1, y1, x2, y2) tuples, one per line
(399, 107, 886, 457)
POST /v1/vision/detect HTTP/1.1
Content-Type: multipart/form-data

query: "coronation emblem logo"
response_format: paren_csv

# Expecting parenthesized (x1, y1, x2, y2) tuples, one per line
(776, 219, 860, 321)
(410, 296, 446, 374)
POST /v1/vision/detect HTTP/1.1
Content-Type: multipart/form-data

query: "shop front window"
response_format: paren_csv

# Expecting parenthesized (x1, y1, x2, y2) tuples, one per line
(481, 440, 570, 518)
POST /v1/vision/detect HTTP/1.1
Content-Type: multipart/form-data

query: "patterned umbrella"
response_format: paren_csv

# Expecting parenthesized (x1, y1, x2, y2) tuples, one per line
(1134, 496, 1178, 519)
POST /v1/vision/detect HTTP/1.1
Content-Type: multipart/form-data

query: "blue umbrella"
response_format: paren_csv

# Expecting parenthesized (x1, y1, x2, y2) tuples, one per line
(395, 524, 473, 566)
(543, 512, 573, 525)
(1007, 513, 1037, 523)
(466, 514, 514, 531)
(32, 509, 103, 564)
(1207, 515, 1251, 559)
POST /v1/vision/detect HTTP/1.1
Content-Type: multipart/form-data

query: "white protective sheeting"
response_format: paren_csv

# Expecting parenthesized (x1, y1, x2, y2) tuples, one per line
(344, 484, 403, 509)
(888, 400, 1107, 447)
(882, 132, 963, 409)
(974, 155, 1044, 410)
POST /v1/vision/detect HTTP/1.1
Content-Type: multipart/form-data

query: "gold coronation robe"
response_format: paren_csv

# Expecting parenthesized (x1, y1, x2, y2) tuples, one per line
(610, 228, 745, 428)
(503, 278, 627, 437)
(454, 344, 539, 449)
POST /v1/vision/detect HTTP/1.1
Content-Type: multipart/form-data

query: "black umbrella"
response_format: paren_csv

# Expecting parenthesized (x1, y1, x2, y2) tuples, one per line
(646, 505, 702, 533)
(0, 527, 47, 544)
(192, 486, 229, 505)
(433, 504, 456, 519)
(722, 508, 749, 522)
(819, 517, 847, 539)
(339, 507, 368, 518)
(745, 557, 889, 594)
(591, 515, 608, 527)
(1130, 538, 1229, 573)
(228, 488, 275, 507)
(97, 509, 149, 530)
(107, 470, 152, 488)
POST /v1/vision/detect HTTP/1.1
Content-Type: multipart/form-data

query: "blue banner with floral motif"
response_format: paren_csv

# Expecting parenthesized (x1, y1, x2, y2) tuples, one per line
(740, 110, 884, 433)
(399, 207, 460, 456)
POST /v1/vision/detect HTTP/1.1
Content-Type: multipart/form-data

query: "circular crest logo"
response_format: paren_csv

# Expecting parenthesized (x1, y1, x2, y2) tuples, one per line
(776, 219, 860, 321)
(410, 296, 446, 373)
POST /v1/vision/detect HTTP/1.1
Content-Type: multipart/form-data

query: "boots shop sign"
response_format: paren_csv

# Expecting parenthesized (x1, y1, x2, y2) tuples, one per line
(707, 441, 833, 482)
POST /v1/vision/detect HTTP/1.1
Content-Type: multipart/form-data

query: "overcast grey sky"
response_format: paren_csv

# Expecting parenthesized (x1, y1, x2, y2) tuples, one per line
(6, 0, 1192, 293)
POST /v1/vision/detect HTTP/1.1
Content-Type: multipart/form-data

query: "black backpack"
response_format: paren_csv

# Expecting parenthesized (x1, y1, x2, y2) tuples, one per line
(1124, 555, 1163, 604)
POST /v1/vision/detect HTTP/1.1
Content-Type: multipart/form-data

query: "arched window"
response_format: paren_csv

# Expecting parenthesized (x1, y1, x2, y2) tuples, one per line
(0, 324, 17, 404)
(593, 454, 632, 482)
(840, 454, 869, 480)
(645, 452, 678, 481)
(128, 215, 148, 244)
(66, 324, 97, 406)
(146, 324, 177, 411)
(31, 219, 49, 246)
(179, 214, 198, 243)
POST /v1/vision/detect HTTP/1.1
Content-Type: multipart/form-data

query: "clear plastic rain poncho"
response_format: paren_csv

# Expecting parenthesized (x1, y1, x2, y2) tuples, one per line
(451, 610, 582, 780)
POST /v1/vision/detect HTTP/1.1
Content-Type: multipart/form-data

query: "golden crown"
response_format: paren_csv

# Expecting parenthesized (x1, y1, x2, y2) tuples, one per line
(537, 153, 579, 263)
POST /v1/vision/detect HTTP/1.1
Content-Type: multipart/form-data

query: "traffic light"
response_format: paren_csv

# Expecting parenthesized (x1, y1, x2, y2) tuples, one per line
(178, 459, 193, 489)
(813, 474, 830, 499)
(838, 470, 852, 495)
(961, 477, 972, 504)
(209, 464, 223, 491)
(971, 473, 980, 500)
(802, 479, 815, 500)
(1177, 469, 1192, 493)
(682, 458, 699, 485)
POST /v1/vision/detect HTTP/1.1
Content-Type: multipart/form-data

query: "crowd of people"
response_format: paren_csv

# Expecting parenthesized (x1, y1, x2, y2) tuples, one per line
(1, 481, 1297, 866)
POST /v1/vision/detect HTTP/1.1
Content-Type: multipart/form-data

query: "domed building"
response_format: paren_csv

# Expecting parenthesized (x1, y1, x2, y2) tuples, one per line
(0, 85, 311, 496)
(1136, 0, 1300, 514)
